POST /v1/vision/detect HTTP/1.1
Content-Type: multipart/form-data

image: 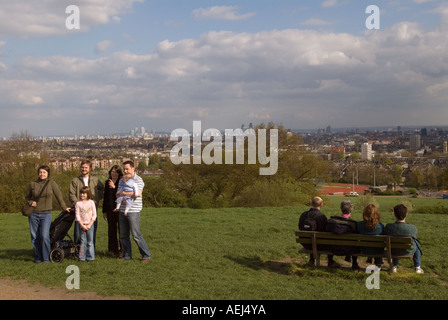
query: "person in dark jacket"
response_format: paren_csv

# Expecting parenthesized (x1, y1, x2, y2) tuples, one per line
(102, 165, 123, 256)
(327, 200, 360, 271)
(298, 197, 338, 267)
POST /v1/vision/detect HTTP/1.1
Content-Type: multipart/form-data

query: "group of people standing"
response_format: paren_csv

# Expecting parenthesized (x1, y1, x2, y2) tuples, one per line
(24, 160, 151, 263)
(298, 197, 423, 273)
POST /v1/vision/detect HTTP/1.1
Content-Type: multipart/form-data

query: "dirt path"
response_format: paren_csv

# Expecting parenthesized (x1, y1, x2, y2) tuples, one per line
(0, 278, 130, 300)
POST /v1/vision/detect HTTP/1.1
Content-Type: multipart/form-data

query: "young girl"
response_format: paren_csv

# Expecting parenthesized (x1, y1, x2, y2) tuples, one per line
(75, 186, 97, 262)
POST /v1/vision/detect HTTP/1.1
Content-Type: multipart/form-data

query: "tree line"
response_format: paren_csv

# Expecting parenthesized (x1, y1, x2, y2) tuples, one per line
(1, 126, 447, 213)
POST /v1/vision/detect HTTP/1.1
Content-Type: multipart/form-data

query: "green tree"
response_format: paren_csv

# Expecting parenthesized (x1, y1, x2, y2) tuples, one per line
(0, 131, 49, 213)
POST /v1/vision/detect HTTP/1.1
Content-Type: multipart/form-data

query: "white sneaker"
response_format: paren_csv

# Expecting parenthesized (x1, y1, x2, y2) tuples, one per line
(415, 266, 424, 274)
(392, 266, 398, 273)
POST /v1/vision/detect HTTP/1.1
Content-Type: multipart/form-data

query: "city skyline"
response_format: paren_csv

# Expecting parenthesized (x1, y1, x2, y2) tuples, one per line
(4, 123, 448, 141)
(1, 1, 448, 137)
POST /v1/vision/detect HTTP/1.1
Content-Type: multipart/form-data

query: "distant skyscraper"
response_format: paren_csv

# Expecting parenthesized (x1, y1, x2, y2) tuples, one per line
(409, 134, 421, 150)
(361, 143, 372, 161)
(444, 141, 448, 154)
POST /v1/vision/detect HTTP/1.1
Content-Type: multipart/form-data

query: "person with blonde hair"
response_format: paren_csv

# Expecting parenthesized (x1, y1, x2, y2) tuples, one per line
(357, 204, 384, 268)
(298, 196, 338, 267)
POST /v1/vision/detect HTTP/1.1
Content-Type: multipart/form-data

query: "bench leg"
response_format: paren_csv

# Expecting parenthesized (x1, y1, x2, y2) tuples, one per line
(386, 237, 393, 275)
(315, 255, 320, 267)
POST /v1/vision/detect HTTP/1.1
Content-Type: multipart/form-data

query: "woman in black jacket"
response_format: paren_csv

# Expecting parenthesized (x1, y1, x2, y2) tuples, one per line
(102, 165, 123, 256)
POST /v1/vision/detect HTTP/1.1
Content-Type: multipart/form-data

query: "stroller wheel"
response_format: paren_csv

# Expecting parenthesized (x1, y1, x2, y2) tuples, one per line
(50, 247, 65, 263)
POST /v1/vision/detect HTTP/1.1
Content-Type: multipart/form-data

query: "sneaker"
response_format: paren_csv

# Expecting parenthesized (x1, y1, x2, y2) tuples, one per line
(392, 266, 398, 273)
(352, 263, 360, 272)
(415, 266, 424, 274)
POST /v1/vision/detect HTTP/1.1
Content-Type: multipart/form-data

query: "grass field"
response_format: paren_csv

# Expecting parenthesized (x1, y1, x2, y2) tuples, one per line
(0, 196, 447, 300)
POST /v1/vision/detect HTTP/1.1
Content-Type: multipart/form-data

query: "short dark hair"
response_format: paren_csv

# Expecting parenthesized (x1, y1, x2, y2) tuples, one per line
(38, 165, 51, 177)
(80, 186, 92, 200)
(123, 160, 135, 168)
(80, 160, 92, 168)
(393, 204, 408, 220)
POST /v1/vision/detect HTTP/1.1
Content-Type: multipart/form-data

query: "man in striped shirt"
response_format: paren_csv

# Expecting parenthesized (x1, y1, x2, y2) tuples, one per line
(118, 160, 151, 262)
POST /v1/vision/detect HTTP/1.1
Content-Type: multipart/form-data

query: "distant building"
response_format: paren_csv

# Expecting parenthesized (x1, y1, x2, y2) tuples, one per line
(444, 141, 448, 154)
(361, 142, 372, 161)
(409, 134, 421, 150)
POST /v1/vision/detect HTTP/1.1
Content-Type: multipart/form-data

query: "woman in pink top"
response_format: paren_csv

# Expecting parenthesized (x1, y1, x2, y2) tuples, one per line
(75, 186, 97, 261)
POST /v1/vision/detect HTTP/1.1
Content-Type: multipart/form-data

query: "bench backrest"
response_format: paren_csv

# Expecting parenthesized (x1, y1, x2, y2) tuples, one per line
(296, 231, 412, 250)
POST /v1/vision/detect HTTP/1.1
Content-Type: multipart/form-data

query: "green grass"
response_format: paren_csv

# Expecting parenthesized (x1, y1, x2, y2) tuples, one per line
(1, 197, 448, 300)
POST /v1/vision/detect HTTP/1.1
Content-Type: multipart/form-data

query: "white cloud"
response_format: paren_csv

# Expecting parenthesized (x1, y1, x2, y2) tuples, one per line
(3, 10, 448, 135)
(413, 0, 434, 3)
(321, 0, 349, 8)
(95, 40, 114, 54)
(18, 94, 44, 106)
(0, 0, 143, 38)
(193, 6, 255, 21)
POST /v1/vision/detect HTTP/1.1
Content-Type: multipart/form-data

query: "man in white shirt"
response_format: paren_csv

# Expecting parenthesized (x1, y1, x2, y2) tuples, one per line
(118, 160, 151, 262)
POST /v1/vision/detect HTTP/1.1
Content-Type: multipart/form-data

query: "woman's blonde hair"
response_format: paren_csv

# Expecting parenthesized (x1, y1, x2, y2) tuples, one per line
(363, 204, 380, 231)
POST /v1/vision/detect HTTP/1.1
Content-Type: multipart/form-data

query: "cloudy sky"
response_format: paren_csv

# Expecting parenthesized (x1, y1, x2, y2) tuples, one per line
(1, 0, 448, 137)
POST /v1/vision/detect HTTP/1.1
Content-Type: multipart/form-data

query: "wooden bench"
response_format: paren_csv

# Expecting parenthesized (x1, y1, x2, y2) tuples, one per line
(295, 231, 414, 274)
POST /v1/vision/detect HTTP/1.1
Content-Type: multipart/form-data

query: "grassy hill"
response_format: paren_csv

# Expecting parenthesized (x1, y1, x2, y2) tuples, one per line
(0, 196, 447, 300)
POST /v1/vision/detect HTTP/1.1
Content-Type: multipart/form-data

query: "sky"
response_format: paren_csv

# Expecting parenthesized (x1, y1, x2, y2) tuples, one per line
(1, 0, 448, 137)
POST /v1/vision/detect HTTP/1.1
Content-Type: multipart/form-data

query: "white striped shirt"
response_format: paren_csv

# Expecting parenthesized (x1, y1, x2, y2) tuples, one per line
(119, 173, 144, 213)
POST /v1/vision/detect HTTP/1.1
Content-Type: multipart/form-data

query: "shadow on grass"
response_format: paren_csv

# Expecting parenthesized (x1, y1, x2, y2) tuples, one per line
(0, 249, 34, 262)
(224, 255, 300, 275)
(224, 254, 389, 279)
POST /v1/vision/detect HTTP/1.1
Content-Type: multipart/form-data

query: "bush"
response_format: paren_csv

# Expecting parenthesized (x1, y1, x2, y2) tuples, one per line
(356, 193, 379, 210)
(414, 204, 448, 215)
(142, 176, 186, 208)
(232, 178, 314, 207)
(187, 193, 213, 209)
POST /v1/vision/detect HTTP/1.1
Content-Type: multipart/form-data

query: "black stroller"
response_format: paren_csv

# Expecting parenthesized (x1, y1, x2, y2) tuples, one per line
(49, 209, 79, 263)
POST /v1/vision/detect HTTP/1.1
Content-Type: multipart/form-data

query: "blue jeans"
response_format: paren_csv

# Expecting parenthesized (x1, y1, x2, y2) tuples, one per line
(28, 211, 52, 263)
(78, 224, 95, 261)
(393, 246, 422, 268)
(74, 218, 98, 247)
(119, 211, 151, 260)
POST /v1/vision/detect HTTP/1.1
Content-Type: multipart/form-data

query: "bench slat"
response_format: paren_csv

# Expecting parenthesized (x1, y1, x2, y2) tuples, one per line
(296, 231, 412, 244)
(298, 247, 413, 259)
(297, 238, 412, 249)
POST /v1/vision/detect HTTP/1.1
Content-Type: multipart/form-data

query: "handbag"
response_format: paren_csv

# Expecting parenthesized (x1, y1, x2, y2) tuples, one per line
(22, 180, 50, 217)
